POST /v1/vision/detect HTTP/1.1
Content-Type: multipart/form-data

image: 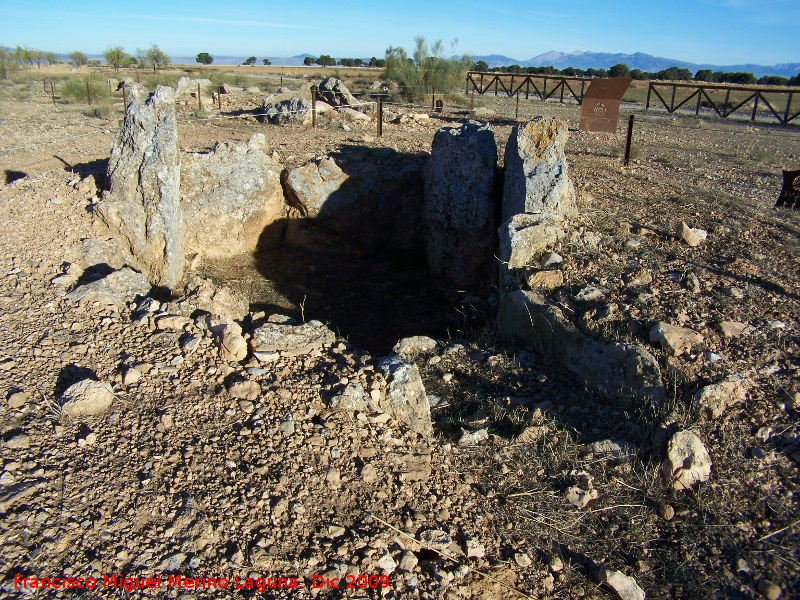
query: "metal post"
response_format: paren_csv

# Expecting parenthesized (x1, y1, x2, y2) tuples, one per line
(218, 85, 222, 111)
(51, 80, 56, 105)
(86, 80, 91, 106)
(645, 83, 651, 110)
(696, 90, 702, 115)
(377, 95, 383, 137)
(280, 76, 283, 87)
(670, 85, 676, 113)
(510, 75, 514, 98)
(751, 92, 759, 121)
(311, 85, 317, 129)
(560, 81, 564, 103)
(525, 79, 529, 100)
(515, 93, 520, 119)
(543, 77, 547, 99)
(624, 115, 635, 165)
(197, 84, 202, 110)
(494, 78, 498, 96)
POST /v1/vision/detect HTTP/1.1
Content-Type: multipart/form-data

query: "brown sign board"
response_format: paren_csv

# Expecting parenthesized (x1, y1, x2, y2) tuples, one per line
(775, 169, 800, 210)
(579, 77, 633, 133)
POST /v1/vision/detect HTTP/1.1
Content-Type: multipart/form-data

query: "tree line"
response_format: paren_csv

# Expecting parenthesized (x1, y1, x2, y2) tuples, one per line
(302, 55, 386, 68)
(472, 60, 800, 86)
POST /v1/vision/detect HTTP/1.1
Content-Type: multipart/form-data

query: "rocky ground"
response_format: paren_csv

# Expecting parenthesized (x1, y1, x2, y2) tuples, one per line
(1, 69, 799, 599)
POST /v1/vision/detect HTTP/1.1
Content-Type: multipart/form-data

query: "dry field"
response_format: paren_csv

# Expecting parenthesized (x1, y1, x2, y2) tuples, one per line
(0, 66, 799, 599)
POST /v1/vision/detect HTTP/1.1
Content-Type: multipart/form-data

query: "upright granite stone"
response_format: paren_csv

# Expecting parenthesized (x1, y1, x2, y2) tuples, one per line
(96, 85, 184, 290)
(502, 116, 576, 223)
(181, 133, 284, 258)
(423, 121, 497, 289)
(499, 117, 577, 291)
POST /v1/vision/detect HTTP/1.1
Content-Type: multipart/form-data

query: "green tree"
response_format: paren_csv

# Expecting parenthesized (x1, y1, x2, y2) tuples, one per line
(609, 63, 631, 78)
(69, 50, 88, 70)
(695, 69, 714, 82)
(144, 44, 169, 72)
(368, 56, 385, 68)
(43, 51, 57, 66)
(196, 52, 213, 65)
(789, 73, 799, 86)
(384, 36, 471, 101)
(472, 60, 489, 72)
(104, 46, 129, 71)
(243, 56, 256, 66)
(0, 45, 13, 79)
(303, 56, 316, 66)
(315, 54, 336, 66)
(262, 58, 271, 65)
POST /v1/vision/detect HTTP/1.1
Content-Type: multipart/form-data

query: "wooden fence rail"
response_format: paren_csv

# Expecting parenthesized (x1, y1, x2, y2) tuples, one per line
(646, 81, 799, 125)
(465, 72, 591, 104)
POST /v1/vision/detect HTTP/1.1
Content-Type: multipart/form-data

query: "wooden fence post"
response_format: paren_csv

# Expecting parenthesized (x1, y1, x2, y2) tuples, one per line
(51, 80, 56, 105)
(515, 93, 520, 119)
(311, 85, 317, 129)
(377, 95, 383, 137)
(624, 115, 635, 165)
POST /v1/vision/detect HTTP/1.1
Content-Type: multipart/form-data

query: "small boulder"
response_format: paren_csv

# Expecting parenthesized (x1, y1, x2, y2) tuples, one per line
(226, 379, 261, 402)
(662, 430, 712, 490)
(376, 354, 432, 437)
(61, 380, 115, 417)
(718, 321, 755, 339)
(694, 375, 749, 418)
(250, 320, 335, 358)
(317, 77, 360, 107)
(393, 336, 438, 359)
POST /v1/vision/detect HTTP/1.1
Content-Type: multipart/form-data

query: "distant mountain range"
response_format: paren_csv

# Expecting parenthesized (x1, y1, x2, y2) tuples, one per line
(470, 50, 800, 79)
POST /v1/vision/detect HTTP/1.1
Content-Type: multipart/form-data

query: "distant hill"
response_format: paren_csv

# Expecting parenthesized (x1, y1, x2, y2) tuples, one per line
(471, 50, 800, 79)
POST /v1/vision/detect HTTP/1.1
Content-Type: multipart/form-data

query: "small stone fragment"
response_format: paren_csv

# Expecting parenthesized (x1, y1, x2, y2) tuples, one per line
(458, 428, 489, 446)
(718, 321, 755, 339)
(226, 379, 261, 402)
(757, 580, 782, 600)
(566, 487, 598, 509)
(527, 270, 564, 290)
(680, 222, 707, 247)
(599, 567, 646, 600)
(7, 391, 29, 409)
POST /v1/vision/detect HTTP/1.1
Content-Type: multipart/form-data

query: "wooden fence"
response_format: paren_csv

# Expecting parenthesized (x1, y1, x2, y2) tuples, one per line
(646, 81, 799, 125)
(465, 72, 591, 104)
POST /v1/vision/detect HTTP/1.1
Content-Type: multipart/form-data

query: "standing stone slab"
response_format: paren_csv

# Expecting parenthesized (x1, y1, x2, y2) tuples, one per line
(96, 85, 184, 290)
(423, 121, 497, 289)
(181, 133, 284, 259)
(502, 116, 577, 223)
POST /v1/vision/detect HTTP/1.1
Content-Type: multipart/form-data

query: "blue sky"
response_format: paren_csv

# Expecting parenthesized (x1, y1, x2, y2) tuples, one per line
(0, 0, 796, 65)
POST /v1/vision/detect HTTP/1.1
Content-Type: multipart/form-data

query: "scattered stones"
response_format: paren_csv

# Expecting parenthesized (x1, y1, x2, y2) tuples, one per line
(376, 553, 398, 573)
(96, 85, 185, 290)
(418, 529, 452, 552)
(680, 222, 708, 247)
(598, 567, 646, 600)
(215, 322, 248, 362)
(694, 375, 750, 418)
(662, 430, 712, 490)
(649, 322, 704, 356)
(171, 276, 249, 322)
(514, 553, 533, 568)
(498, 290, 664, 403)
(622, 266, 653, 287)
(465, 538, 486, 559)
(60, 380, 115, 417)
(122, 367, 142, 386)
(398, 551, 419, 571)
(423, 121, 497, 289)
(5, 433, 30, 449)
